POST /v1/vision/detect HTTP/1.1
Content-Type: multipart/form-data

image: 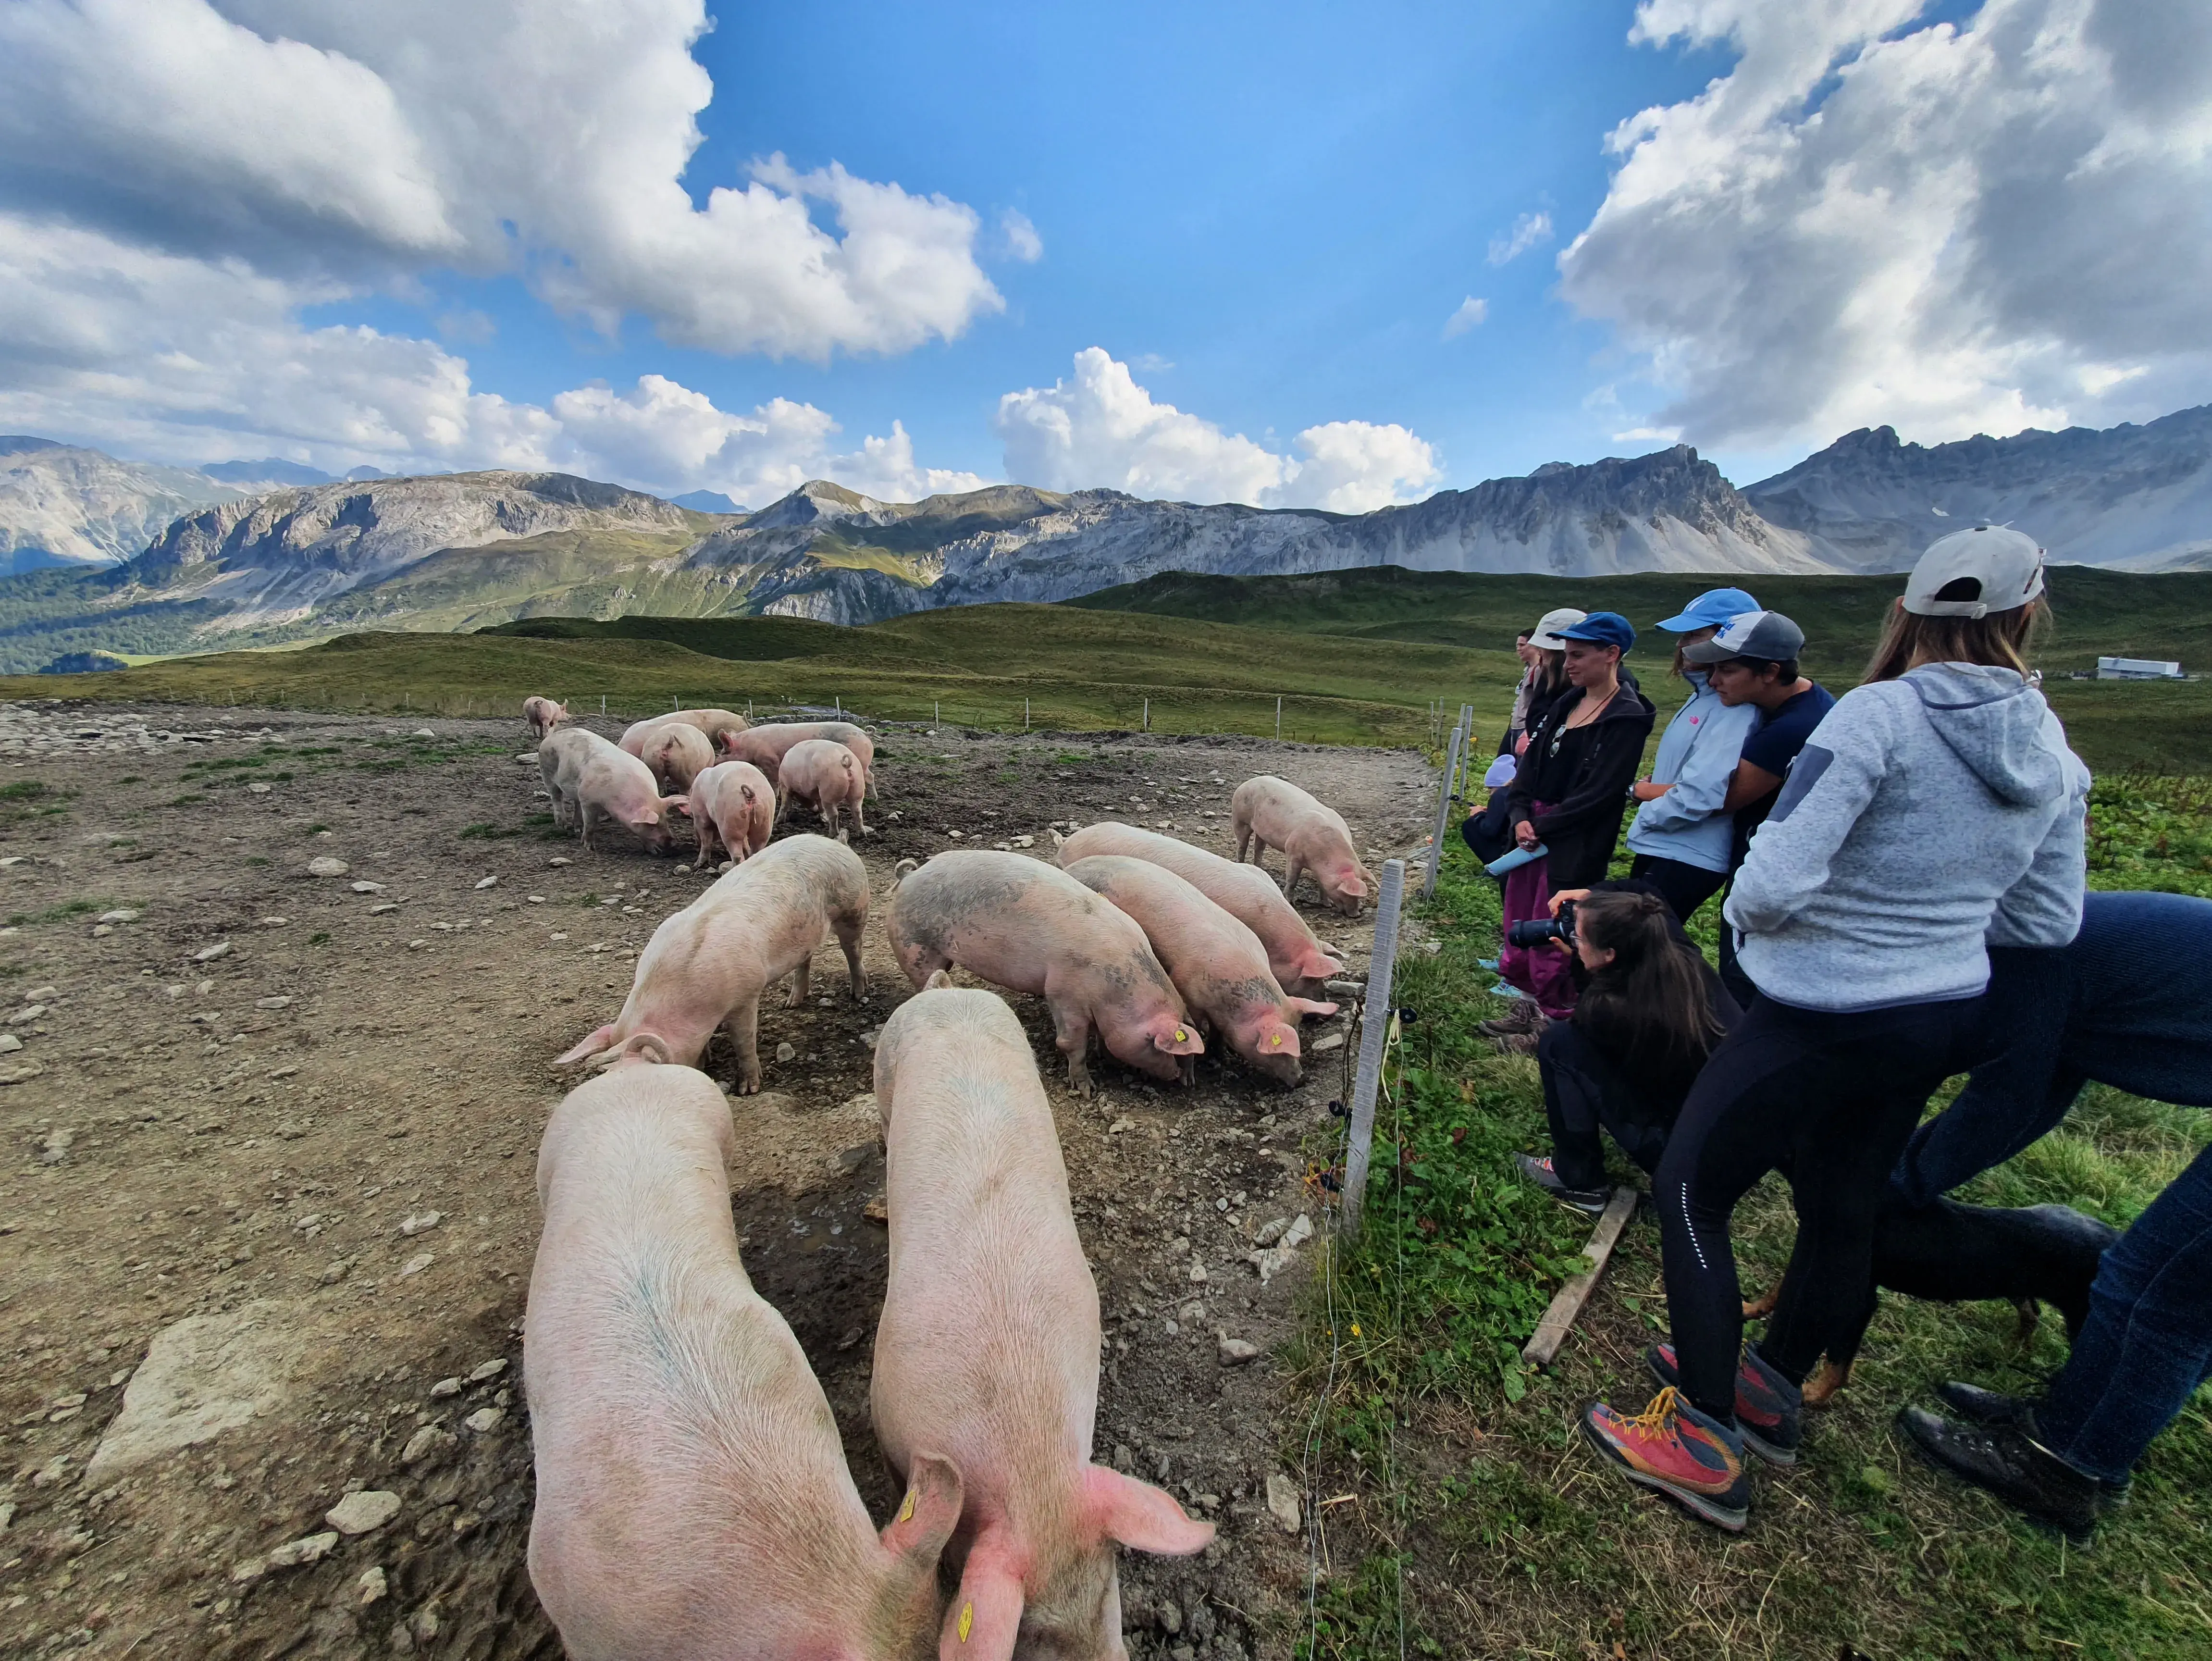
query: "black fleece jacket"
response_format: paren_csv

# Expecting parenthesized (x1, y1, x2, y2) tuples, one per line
(1506, 681, 1657, 889)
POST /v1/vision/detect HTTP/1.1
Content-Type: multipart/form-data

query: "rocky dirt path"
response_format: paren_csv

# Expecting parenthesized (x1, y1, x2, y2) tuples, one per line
(0, 701, 1435, 1660)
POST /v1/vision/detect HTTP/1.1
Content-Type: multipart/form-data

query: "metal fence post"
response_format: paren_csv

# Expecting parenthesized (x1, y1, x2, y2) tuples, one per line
(1342, 857, 1406, 1239)
(1423, 723, 1464, 899)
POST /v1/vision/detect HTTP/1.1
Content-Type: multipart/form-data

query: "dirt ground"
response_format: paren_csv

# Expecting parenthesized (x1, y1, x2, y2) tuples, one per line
(0, 701, 1437, 1661)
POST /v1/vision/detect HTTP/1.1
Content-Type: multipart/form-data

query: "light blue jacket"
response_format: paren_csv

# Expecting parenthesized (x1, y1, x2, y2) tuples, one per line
(1624, 671, 1760, 874)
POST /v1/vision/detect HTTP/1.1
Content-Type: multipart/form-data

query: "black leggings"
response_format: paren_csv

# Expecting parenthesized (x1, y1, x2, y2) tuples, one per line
(1627, 854, 1728, 925)
(1655, 993, 1989, 1420)
(1538, 1020, 1679, 1190)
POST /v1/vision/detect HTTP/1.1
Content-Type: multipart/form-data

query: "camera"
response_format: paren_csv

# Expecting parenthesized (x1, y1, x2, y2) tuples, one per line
(1507, 898, 1577, 951)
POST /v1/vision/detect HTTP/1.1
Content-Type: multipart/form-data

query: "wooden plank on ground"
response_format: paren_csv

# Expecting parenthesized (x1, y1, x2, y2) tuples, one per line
(1521, 1186, 1639, 1369)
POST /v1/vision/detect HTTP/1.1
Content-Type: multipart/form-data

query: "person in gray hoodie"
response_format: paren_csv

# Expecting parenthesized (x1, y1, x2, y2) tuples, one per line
(1581, 526, 2089, 1533)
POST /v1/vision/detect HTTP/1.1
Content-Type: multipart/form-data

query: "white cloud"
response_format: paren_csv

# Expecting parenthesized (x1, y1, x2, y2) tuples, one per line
(1559, 0, 2212, 451)
(999, 209, 1044, 263)
(0, 0, 1004, 360)
(1487, 211, 1554, 265)
(1443, 297, 1489, 338)
(992, 348, 1438, 512)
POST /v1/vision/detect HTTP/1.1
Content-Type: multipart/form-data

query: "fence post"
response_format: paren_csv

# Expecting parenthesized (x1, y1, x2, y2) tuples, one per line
(934, 699, 940, 724)
(601, 695, 606, 717)
(1276, 694, 1282, 740)
(1423, 723, 1464, 898)
(1342, 857, 1406, 1239)
(1143, 697, 1149, 731)
(1025, 697, 1030, 730)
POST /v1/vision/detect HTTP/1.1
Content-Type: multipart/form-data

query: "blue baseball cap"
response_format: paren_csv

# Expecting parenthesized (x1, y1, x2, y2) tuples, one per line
(1555, 611, 1635, 653)
(1655, 587, 1760, 632)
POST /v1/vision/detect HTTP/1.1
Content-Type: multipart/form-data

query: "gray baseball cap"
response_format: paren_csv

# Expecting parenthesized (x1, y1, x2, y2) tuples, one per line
(1682, 609, 1805, 665)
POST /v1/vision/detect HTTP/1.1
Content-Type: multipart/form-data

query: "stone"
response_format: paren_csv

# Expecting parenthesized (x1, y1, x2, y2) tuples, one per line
(256, 995, 293, 1010)
(1217, 1335, 1260, 1365)
(326, 1489, 402, 1536)
(548, 856, 571, 867)
(193, 941, 232, 963)
(467, 1358, 507, 1383)
(268, 1531, 338, 1569)
(260, 917, 289, 927)
(1309, 1031, 1345, 1054)
(247, 782, 272, 795)
(93, 923, 113, 936)
(10, 1003, 48, 1023)
(98, 908, 140, 924)
(1249, 1214, 1314, 1284)
(370, 903, 400, 915)
(357, 1565, 389, 1607)
(306, 857, 350, 878)
(0, 1034, 21, 1053)
(397, 1211, 442, 1236)
(1253, 1215, 1292, 1248)
(464, 1406, 505, 1434)
(774, 1041, 796, 1062)
(398, 1252, 434, 1278)
(400, 1425, 456, 1466)
(474, 875, 499, 890)
(82, 1302, 311, 1487)
(412, 728, 438, 739)
(38, 1127, 73, 1163)
(430, 1376, 461, 1398)
(351, 880, 388, 895)
(1266, 1472, 1302, 1534)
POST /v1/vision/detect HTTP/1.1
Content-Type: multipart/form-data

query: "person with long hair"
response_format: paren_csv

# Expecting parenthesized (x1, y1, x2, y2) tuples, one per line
(1580, 526, 2090, 1533)
(1513, 883, 1739, 1215)
(1500, 608, 1583, 756)
(1484, 613, 1656, 1047)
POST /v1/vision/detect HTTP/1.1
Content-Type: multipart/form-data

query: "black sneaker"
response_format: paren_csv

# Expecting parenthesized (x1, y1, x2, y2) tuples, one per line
(1896, 1406, 2127, 1542)
(1513, 1153, 1608, 1216)
(1934, 1380, 2035, 1426)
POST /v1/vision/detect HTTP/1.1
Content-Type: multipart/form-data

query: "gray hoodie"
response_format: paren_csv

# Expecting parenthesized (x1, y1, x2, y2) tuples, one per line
(1724, 663, 2088, 1012)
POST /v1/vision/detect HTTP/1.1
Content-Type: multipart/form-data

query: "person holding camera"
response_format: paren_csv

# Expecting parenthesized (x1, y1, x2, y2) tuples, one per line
(1510, 882, 1740, 1213)
(1581, 526, 2089, 1532)
(1623, 588, 1764, 924)
(1483, 613, 1656, 1041)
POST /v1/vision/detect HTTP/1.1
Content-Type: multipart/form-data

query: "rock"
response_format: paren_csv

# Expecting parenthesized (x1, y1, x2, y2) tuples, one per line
(412, 728, 437, 739)
(464, 1406, 505, 1434)
(83, 1302, 312, 1487)
(231, 1556, 267, 1585)
(306, 856, 350, 878)
(259, 916, 289, 927)
(320, 1258, 356, 1285)
(24, 984, 54, 1001)
(351, 880, 388, 895)
(548, 856, 572, 867)
(1309, 1031, 1345, 1054)
(397, 1211, 443, 1236)
(92, 923, 113, 936)
(0, 1034, 20, 1053)
(1323, 979, 1363, 995)
(467, 1357, 507, 1383)
(1249, 1214, 1314, 1284)
(193, 941, 232, 963)
(474, 875, 499, 890)
(98, 908, 140, 924)
(256, 995, 293, 1010)
(1266, 1473, 1302, 1534)
(247, 782, 272, 794)
(400, 1425, 456, 1466)
(38, 1126, 73, 1163)
(429, 1377, 461, 1398)
(268, 1531, 338, 1568)
(775, 1041, 796, 1062)
(6, 1061, 53, 1088)
(1217, 1335, 1260, 1365)
(10, 1003, 48, 1022)
(1253, 1215, 1292, 1247)
(326, 1490, 402, 1536)
(370, 903, 400, 915)
(398, 1252, 434, 1278)
(357, 1565, 389, 1607)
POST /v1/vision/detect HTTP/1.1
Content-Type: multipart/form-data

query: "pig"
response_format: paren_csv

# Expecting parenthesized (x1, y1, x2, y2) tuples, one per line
(1232, 775, 1374, 915)
(636, 720, 716, 794)
(539, 728, 676, 856)
(871, 984, 1212, 1660)
(779, 738, 866, 840)
(528, 1051, 962, 1661)
(679, 759, 777, 868)
(619, 708, 752, 759)
(555, 833, 868, 1091)
(1055, 822, 1346, 998)
(884, 850, 1204, 1096)
(730, 720, 877, 797)
(1063, 854, 1337, 1086)
(523, 695, 569, 741)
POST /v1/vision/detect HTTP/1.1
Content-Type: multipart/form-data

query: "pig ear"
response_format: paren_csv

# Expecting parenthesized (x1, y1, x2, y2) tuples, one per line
(1081, 1465, 1215, 1557)
(941, 1558, 1023, 1661)
(1288, 998, 1340, 1020)
(554, 1024, 617, 1066)
(1151, 1020, 1204, 1054)
(880, 1453, 962, 1566)
(1258, 1018, 1300, 1058)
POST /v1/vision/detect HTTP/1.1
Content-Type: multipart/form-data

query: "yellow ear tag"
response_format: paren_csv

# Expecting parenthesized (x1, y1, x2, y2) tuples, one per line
(897, 1490, 915, 1524)
(1175, 1029, 1188, 1042)
(958, 1602, 974, 1642)
(1271, 1033, 1283, 1046)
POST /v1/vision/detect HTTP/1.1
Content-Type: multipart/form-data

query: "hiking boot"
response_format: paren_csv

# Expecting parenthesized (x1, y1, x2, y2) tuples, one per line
(1513, 1153, 1608, 1216)
(1491, 1029, 1544, 1057)
(1646, 1342, 1803, 1466)
(1476, 1000, 1544, 1037)
(1934, 1379, 2035, 1427)
(1897, 1405, 2127, 1542)
(1583, 1387, 1751, 1532)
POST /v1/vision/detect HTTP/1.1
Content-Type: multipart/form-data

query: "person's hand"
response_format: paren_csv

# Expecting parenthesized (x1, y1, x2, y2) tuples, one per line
(1631, 780, 1671, 802)
(1548, 888, 1590, 917)
(1514, 732, 1530, 757)
(1548, 935, 1575, 956)
(1514, 820, 1539, 851)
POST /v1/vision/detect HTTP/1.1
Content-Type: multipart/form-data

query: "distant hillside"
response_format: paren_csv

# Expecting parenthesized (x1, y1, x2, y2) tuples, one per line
(0, 437, 248, 572)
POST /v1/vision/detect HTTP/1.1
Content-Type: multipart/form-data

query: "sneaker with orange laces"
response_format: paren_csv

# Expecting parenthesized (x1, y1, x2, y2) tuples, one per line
(1583, 1386, 1752, 1531)
(1645, 1341, 1804, 1466)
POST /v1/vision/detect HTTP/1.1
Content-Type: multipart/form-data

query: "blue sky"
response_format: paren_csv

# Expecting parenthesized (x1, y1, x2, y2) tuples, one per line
(2, 0, 2206, 508)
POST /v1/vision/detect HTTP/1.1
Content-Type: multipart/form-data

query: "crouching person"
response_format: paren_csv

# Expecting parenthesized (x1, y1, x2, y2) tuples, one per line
(1515, 883, 1738, 1215)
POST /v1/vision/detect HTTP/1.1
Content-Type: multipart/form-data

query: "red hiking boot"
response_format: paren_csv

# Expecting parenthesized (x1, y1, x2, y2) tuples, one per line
(1583, 1386, 1752, 1532)
(1646, 1342, 1804, 1467)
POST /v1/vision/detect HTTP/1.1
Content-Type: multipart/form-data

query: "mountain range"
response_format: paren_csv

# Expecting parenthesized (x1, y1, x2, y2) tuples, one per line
(0, 403, 2205, 674)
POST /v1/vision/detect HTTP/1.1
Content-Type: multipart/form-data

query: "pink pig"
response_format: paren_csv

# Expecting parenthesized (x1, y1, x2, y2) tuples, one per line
(884, 850, 1204, 1096)
(555, 833, 867, 1091)
(731, 721, 877, 796)
(538, 728, 676, 856)
(522, 695, 569, 741)
(635, 720, 715, 794)
(527, 1052, 963, 1661)
(871, 983, 1212, 1661)
(619, 708, 752, 760)
(680, 759, 778, 867)
(1055, 822, 1346, 997)
(1063, 854, 1337, 1085)
(1232, 775, 1374, 915)
(779, 738, 867, 839)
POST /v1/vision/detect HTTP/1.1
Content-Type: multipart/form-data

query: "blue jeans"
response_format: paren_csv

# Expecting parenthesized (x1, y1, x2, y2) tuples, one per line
(2037, 1140, 2212, 1483)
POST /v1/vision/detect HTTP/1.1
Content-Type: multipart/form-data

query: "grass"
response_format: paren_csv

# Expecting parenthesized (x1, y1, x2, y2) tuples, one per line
(1290, 775, 2212, 1659)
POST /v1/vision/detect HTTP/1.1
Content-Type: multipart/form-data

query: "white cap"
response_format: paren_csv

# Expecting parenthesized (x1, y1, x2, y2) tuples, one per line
(1903, 526, 2046, 619)
(1528, 607, 1587, 650)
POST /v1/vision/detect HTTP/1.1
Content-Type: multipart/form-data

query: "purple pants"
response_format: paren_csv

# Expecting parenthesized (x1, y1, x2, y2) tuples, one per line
(1497, 806, 1575, 1019)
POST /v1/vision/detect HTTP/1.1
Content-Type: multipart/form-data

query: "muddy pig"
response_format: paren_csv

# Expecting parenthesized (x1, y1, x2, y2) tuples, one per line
(779, 737, 866, 839)
(528, 1050, 962, 1661)
(539, 728, 676, 855)
(556, 833, 867, 1091)
(730, 720, 877, 796)
(634, 719, 716, 793)
(1056, 821, 1346, 997)
(621, 707, 751, 758)
(680, 759, 777, 868)
(884, 850, 1203, 1095)
(1063, 854, 1337, 1085)
(1232, 774, 1373, 914)
(871, 983, 1212, 1659)
(523, 695, 570, 740)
